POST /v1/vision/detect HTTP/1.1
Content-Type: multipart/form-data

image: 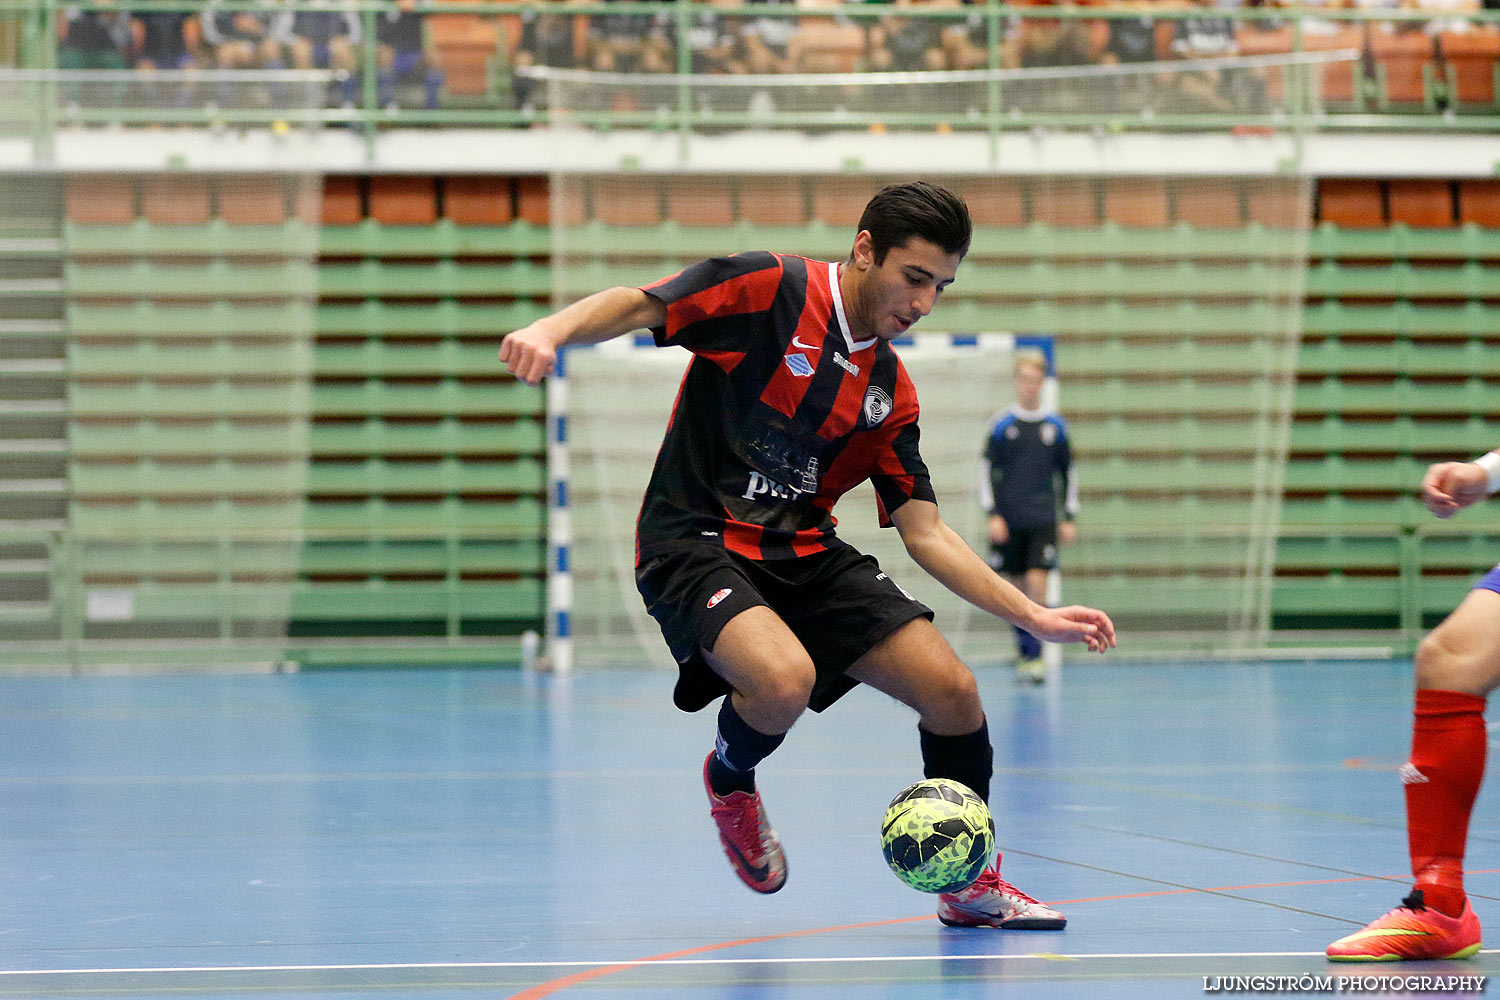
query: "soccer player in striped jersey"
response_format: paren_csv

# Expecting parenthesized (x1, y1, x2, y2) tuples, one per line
(1327, 449, 1500, 962)
(980, 349, 1077, 683)
(500, 181, 1115, 928)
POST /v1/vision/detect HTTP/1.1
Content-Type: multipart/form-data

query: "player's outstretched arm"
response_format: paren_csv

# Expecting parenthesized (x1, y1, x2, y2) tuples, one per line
(1422, 450, 1500, 519)
(499, 286, 668, 385)
(890, 499, 1115, 654)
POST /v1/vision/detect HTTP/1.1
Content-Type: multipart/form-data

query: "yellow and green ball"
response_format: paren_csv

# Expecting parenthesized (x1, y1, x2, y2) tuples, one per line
(880, 778, 994, 893)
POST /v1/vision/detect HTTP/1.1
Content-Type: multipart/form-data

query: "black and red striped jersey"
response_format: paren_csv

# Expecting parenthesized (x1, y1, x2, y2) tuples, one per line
(634, 251, 935, 564)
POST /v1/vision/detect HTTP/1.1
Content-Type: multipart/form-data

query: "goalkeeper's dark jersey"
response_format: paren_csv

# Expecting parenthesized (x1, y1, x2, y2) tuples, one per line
(635, 251, 935, 564)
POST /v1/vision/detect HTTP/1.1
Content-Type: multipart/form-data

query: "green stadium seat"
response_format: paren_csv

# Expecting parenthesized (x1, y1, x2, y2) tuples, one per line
(308, 418, 543, 457)
(305, 457, 543, 495)
(316, 300, 552, 338)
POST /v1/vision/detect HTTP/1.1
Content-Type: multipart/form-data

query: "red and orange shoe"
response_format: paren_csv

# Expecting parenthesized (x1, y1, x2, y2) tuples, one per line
(702, 752, 787, 894)
(1326, 890, 1482, 962)
(937, 854, 1066, 929)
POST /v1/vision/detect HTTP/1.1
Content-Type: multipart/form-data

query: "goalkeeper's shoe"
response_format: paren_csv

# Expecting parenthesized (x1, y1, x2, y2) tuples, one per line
(937, 854, 1067, 929)
(702, 752, 787, 894)
(1326, 890, 1481, 962)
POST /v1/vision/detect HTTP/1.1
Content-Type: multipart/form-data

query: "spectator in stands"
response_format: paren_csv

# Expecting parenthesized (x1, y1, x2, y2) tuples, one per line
(739, 0, 798, 74)
(1168, 0, 1263, 113)
(1004, 0, 1095, 69)
(513, 5, 578, 114)
(284, 0, 361, 105)
(942, 1, 993, 72)
(58, 1, 132, 70)
(129, 1, 202, 111)
(376, 0, 443, 110)
(1171, 0, 1240, 58)
(200, 0, 289, 71)
(868, 1, 951, 74)
(1098, 1, 1159, 67)
(131, 1, 201, 70)
(587, 0, 674, 73)
(1097, 1, 1158, 111)
(669, 0, 750, 75)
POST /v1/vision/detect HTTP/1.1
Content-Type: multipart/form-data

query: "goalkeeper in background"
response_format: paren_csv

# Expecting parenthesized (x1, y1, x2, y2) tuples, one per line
(499, 181, 1114, 929)
(980, 349, 1077, 683)
(1326, 448, 1500, 962)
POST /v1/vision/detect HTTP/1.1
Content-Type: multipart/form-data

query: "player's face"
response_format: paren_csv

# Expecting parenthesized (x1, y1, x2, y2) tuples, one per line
(848, 233, 961, 341)
(1015, 363, 1044, 410)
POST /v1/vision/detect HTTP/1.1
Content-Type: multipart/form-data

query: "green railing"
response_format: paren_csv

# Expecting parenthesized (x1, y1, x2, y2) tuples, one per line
(3, 0, 1498, 139)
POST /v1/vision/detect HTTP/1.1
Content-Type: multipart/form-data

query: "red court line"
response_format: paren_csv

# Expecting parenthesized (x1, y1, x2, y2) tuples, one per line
(507, 870, 1500, 999)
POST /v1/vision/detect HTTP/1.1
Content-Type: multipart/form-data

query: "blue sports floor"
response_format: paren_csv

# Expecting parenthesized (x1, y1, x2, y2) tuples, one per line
(2, 660, 1496, 999)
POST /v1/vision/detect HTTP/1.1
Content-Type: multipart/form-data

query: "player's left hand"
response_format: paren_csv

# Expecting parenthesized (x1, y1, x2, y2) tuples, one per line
(1058, 521, 1076, 545)
(1028, 605, 1115, 654)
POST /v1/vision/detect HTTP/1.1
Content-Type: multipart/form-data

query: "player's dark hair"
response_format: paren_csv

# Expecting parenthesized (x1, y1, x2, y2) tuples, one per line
(857, 181, 972, 265)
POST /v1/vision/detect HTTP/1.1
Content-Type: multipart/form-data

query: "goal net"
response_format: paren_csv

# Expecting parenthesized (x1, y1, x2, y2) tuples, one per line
(564, 335, 1046, 670)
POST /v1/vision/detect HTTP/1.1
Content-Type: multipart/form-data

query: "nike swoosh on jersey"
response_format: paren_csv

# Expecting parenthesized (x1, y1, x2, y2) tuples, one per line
(790, 335, 820, 350)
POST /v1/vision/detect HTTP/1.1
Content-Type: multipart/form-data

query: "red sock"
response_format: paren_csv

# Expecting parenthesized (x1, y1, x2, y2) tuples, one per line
(1406, 689, 1487, 917)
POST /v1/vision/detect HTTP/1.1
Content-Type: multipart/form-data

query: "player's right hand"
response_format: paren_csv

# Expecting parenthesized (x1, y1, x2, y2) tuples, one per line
(499, 324, 558, 386)
(987, 514, 1008, 545)
(1421, 461, 1489, 519)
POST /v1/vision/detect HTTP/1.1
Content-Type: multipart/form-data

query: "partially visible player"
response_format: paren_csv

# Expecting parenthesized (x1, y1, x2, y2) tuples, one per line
(500, 181, 1115, 929)
(980, 350, 1076, 683)
(1326, 448, 1500, 962)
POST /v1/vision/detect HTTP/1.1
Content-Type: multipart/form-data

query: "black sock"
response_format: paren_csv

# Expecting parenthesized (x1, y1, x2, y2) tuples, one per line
(707, 695, 785, 797)
(919, 719, 994, 804)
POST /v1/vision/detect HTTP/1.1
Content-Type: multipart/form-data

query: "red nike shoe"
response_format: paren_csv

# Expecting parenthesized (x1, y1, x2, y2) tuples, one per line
(702, 751, 787, 894)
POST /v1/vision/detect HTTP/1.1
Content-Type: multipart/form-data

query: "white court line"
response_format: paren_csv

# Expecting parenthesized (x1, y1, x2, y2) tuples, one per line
(4, 951, 1498, 976)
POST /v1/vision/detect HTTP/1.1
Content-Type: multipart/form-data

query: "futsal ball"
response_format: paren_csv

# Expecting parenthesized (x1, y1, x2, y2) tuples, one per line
(880, 778, 994, 893)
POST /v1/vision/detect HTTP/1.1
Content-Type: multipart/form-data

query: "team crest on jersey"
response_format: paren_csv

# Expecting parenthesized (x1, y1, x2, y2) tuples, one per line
(863, 386, 893, 426)
(1041, 423, 1057, 446)
(707, 588, 733, 609)
(783, 353, 815, 378)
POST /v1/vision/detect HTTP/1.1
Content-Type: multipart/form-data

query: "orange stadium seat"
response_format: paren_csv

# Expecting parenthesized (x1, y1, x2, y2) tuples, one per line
(1457, 180, 1500, 228)
(737, 176, 806, 226)
(142, 175, 211, 225)
(1440, 26, 1500, 109)
(1235, 24, 1294, 100)
(369, 176, 438, 226)
(665, 177, 734, 228)
(959, 182, 1025, 228)
(1305, 27, 1368, 108)
(1030, 177, 1100, 228)
(810, 177, 878, 226)
(1369, 29, 1437, 110)
(322, 176, 364, 225)
(1246, 182, 1308, 230)
(218, 177, 288, 225)
(1104, 177, 1170, 228)
(1387, 179, 1454, 228)
(594, 177, 662, 227)
(1173, 177, 1245, 228)
(1317, 179, 1384, 228)
(444, 176, 514, 226)
(428, 14, 500, 97)
(516, 176, 550, 226)
(65, 176, 136, 224)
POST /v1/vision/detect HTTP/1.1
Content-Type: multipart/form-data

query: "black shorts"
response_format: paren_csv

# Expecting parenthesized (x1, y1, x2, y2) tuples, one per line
(635, 542, 934, 715)
(988, 522, 1059, 575)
